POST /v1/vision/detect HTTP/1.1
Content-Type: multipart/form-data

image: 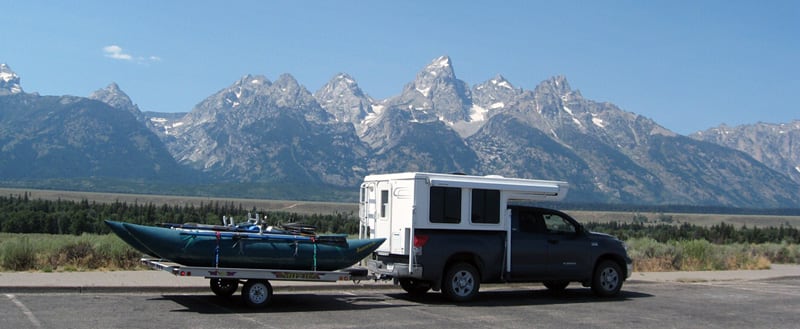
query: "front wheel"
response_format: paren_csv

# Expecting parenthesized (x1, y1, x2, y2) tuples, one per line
(591, 260, 623, 297)
(442, 262, 480, 302)
(241, 280, 273, 308)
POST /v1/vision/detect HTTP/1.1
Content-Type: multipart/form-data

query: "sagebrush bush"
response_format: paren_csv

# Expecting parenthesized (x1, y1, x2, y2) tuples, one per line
(0, 233, 142, 271)
(1, 236, 36, 271)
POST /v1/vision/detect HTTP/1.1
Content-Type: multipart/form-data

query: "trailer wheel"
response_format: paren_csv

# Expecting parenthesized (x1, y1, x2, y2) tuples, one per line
(210, 278, 238, 297)
(241, 280, 273, 308)
(399, 278, 431, 296)
(442, 262, 480, 302)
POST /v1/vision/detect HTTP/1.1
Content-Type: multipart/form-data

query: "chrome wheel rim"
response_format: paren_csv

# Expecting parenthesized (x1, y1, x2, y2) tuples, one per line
(600, 267, 619, 291)
(248, 283, 268, 304)
(451, 270, 475, 297)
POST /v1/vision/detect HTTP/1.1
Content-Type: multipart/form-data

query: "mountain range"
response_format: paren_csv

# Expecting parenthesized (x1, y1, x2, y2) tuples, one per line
(1, 59, 798, 208)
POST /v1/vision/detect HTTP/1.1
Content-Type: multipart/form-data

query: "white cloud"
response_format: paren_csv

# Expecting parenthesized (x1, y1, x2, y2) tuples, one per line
(103, 45, 133, 60)
(103, 45, 160, 63)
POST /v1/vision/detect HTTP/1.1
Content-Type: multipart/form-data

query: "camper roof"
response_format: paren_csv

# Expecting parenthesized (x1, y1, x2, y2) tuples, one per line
(363, 172, 569, 201)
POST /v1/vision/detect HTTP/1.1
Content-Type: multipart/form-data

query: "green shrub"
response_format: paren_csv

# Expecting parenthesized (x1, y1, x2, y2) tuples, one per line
(1, 236, 36, 271)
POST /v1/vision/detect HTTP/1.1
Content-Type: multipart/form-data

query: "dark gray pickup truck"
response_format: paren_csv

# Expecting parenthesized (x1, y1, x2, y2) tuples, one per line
(360, 172, 632, 302)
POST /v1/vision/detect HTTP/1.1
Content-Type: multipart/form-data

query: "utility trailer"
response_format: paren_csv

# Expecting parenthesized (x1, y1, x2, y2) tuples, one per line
(140, 258, 373, 308)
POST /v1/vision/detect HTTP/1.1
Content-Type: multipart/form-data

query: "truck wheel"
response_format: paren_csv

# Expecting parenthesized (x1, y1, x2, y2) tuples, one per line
(241, 280, 273, 308)
(591, 260, 623, 297)
(399, 278, 431, 296)
(442, 263, 480, 302)
(210, 278, 238, 297)
(543, 280, 569, 292)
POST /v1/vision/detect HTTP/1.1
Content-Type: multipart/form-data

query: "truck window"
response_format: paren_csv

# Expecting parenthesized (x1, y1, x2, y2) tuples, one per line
(430, 186, 461, 223)
(471, 189, 500, 224)
(543, 213, 576, 234)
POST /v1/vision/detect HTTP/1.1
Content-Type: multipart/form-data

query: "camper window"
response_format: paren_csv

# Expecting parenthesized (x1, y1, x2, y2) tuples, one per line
(380, 190, 389, 218)
(430, 186, 461, 223)
(471, 189, 500, 224)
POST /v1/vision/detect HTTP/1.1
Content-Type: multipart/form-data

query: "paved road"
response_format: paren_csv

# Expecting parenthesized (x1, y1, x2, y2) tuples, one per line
(3, 278, 799, 329)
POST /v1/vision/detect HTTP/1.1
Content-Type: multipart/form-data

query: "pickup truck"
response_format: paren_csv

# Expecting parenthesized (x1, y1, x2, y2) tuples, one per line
(359, 172, 632, 302)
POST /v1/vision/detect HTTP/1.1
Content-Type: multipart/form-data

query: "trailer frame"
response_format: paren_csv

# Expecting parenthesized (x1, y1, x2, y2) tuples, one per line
(140, 258, 374, 308)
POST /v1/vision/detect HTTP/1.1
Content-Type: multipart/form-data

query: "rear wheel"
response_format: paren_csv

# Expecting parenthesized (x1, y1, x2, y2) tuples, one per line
(591, 260, 623, 297)
(209, 278, 238, 297)
(399, 278, 431, 296)
(442, 262, 480, 302)
(241, 280, 273, 308)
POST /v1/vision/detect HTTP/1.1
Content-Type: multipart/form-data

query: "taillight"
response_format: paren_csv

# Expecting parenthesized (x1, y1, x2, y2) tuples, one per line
(413, 234, 429, 248)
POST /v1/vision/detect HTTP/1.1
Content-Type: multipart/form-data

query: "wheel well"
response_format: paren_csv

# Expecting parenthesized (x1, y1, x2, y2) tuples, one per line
(427, 252, 482, 292)
(443, 252, 483, 278)
(594, 254, 628, 277)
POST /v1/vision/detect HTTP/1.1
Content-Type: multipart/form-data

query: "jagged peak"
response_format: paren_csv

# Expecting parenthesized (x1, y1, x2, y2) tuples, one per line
(540, 75, 572, 93)
(107, 82, 121, 90)
(428, 55, 452, 69)
(273, 73, 302, 88)
(0, 63, 23, 95)
(235, 74, 270, 87)
(333, 72, 355, 83)
(489, 74, 514, 90)
(90, 82, 131, 101)
(87, 82, 143, 116)
(417, 55, 456, 80)
(318, 72, 367, 98)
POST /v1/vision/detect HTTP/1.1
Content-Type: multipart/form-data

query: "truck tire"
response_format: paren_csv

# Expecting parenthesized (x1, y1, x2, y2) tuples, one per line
(210, 278, 238, 297)
(591, 260, 623, 297)
(399, 278, 431, 296)
(241, 280, 273, 308)
(442, 262, 480, 302)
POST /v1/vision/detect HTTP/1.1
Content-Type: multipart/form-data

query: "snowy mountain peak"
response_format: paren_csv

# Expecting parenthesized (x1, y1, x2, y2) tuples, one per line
(315, 73, 373, 125)
(429, 55, 452, 69)
(489, 74, 514, 89)
(0, 63, 23, 95)
(235, 74, 270, 87)
(421, 55, 455, 77)
(540, 75, 573, 95)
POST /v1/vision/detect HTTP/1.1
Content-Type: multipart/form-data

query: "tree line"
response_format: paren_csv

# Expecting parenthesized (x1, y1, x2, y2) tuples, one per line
(2, 193, 798, 244)
(584, 221, 800, 244)
(0, 193, 357, 235)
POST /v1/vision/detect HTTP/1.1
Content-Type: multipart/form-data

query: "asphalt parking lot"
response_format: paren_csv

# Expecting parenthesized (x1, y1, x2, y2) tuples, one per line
(4, 278, 800, 329)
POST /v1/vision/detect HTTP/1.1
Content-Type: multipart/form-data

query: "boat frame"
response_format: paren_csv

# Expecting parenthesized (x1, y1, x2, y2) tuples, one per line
(141, 258, 375, 308)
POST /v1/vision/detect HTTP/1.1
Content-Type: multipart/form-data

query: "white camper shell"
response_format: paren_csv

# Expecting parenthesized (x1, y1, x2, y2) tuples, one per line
(358, 172, 568, 268)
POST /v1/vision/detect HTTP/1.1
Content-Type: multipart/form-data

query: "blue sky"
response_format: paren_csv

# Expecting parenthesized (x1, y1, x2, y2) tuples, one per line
(2, 1, 797, 135)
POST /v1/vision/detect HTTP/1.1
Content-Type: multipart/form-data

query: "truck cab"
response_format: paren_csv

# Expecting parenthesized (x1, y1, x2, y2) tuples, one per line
(359, 172, 632, 302)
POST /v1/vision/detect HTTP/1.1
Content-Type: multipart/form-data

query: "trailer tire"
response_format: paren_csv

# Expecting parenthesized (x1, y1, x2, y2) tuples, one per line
(399, 278, 431, 296)
(442, 262, 480, 302)
(210, 278, 238, 297)
(241, 280, 273, 308)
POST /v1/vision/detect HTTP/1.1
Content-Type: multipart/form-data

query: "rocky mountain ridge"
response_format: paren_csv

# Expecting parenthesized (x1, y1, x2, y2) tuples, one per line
(1, 60, 798, 208)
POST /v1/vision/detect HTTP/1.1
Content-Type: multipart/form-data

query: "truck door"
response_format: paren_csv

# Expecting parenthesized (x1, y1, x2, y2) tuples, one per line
(541, 211, 589, 279)
(509, 208, 549, 279)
